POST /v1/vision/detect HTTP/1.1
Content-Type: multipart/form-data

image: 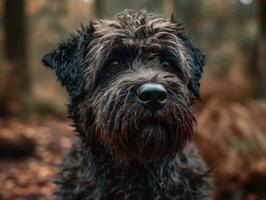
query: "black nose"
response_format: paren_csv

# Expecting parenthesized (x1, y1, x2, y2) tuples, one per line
(137, 83, 167, 112)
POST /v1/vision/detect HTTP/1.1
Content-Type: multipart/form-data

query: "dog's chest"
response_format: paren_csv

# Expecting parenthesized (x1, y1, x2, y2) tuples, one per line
(94, 161, 200, 200)
(98, 166, 170, 200)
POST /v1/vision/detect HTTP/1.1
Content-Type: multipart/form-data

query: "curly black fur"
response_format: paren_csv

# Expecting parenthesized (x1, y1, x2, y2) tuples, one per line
(42, 10, 213, 200)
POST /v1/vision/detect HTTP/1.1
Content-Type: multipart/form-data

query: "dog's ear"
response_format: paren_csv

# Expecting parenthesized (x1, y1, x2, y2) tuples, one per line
(178, 32, 206, 98)
(42, 24, 93, 100)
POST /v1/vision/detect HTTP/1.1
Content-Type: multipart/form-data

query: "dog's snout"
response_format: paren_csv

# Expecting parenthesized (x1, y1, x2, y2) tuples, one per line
(136, 83, 167, 112)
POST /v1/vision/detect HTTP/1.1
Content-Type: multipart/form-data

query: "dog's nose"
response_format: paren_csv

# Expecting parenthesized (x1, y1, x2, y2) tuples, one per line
(137, 83, 167, 112)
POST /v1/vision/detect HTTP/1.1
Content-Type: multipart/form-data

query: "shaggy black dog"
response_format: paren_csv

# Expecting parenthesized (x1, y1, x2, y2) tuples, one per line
(42, 10, 213, 200)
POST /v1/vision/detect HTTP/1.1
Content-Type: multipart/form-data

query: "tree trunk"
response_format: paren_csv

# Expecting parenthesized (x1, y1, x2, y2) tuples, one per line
(182, 0, 201, 41)
(95, 0, 103, 18)
(0, 0, 29, 116)
(163, 0, 176, 17)
(256, 0, 266, 98)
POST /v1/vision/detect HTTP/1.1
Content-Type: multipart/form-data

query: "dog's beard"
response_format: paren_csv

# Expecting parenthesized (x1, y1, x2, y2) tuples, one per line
(91, 83, 194, 164)
(135, 122, 172, 162)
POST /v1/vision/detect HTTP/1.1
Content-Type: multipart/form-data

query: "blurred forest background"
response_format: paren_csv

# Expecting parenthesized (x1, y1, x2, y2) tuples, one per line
(0, 0, 266, 199)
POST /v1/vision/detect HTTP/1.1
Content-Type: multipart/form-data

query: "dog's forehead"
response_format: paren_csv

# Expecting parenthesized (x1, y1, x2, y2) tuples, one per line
(84, 10, 192, 78)
(92, 11, 180, 47)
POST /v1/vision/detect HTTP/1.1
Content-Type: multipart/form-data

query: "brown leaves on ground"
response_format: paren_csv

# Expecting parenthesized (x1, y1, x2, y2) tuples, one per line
(0, 117, 73, 200)
(195, 98, 266, 200)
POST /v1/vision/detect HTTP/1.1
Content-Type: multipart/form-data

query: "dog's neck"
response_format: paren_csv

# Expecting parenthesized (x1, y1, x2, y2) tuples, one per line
(85, 139, 171, 193)
(83, 138, 171, 172)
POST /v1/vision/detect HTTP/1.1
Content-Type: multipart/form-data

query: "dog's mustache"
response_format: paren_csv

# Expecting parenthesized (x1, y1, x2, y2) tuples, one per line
(90, 90, 193, 164)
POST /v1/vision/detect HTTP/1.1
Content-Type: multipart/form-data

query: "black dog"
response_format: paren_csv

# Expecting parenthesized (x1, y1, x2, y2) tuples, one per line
(42, 10, 213, 200)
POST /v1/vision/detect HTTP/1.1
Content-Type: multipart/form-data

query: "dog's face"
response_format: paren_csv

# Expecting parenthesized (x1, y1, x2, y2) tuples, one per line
(42, 10, 205, 164)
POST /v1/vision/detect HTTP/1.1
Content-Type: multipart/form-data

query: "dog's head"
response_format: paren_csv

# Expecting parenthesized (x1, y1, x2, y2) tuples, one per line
(42, 10, 206, 164)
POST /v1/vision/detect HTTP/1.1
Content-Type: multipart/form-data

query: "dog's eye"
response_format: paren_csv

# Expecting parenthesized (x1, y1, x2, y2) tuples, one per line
(161, 61, 171, 67)
(161, 57, 185, 80)
(109, 60, 122, 71)
(161, 58, 176, 69)
(112, 60, 120, 66)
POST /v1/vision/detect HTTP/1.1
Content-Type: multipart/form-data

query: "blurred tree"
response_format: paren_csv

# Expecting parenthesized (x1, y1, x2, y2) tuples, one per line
(95, 0, 103, 18)
(181, 0, 201, 41)
(256, 0, 266, 98)
(163, 0, 176, 17)
(0, 0, 29, 116)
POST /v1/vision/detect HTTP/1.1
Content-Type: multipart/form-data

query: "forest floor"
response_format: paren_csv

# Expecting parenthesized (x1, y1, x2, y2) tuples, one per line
(0, 99, 266, 200)
(0, 118, 73, 200)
